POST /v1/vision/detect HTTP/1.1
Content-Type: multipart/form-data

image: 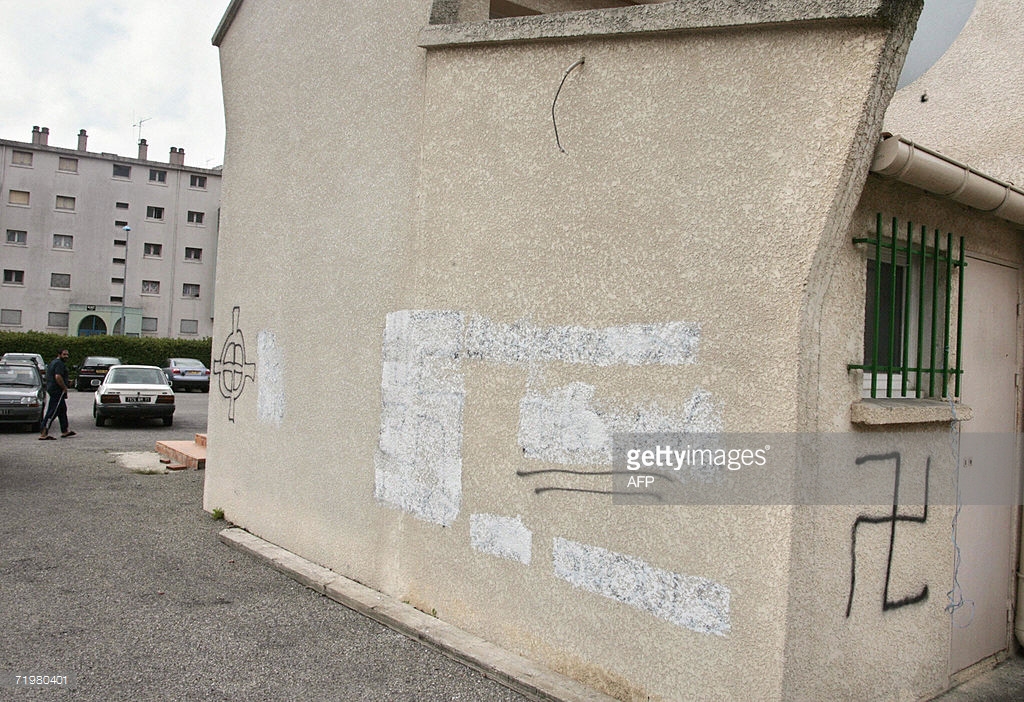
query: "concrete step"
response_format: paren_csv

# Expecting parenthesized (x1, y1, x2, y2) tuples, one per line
(195, 433, 207, 448)
(155, 437, 206, 470)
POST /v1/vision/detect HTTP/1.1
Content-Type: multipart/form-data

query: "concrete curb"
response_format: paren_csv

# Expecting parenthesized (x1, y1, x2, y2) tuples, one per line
(219, 527, 617, 702)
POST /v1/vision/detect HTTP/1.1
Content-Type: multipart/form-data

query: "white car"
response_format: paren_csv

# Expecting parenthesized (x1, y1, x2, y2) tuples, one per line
(0, 352, 46, 376)
(93, 365, 175, 427)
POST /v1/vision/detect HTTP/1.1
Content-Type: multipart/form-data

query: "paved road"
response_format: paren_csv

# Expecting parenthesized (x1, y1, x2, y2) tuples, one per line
(0, 391, 524, 701)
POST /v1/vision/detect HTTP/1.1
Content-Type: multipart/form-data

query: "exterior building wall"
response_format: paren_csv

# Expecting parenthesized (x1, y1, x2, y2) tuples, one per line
(885, 0, 1024, 184)
(781, 172, 1024, 699)
(205, 2, 933, 699)
(0, 132, 221, 338)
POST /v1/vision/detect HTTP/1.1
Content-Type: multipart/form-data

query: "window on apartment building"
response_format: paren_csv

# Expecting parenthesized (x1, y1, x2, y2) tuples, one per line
(110, 295, 122, 304)
(850, 214, 965, 400)
(189, 174, 207, 189)
(180, 319, 199, 335)
(8, 190, 30, 206)
(3, 269, 24, 285)
(187, 211, 205, 225)
(112, 257, 126, 265)
(50, 273, 71, 289)
(55, 195, 76, 211)
(6, 230, 27, 245)
(111, 277, 124, 285)
(115, 201, 129, 209)
(141, 317, 158, 332)
(52, 234, 73, 250)
(184, 247, 202, 262)
(113, 239, 126, 247)
(1, 309, 22, 325)
(149, 169, 167, 183)
(114, 221, 128, 229)
(11, 150, 33, 166)
(58, 157, 78, 173)
(146, 205, 164, 220)
(182, 283, 200, 298)
(48, 312, 69, 328)
(144, 242, 162, 257)
(112, 164, 131, 178)
(142, 280, 160, 294)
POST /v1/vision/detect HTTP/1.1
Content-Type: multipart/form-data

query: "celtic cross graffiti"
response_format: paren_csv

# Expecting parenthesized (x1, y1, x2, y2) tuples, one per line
(212, 306, 257, 422)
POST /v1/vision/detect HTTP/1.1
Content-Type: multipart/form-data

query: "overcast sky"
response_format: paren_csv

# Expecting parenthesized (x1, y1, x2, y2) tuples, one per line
(0, 0, 976, 171)
(0, 0, 229, 169)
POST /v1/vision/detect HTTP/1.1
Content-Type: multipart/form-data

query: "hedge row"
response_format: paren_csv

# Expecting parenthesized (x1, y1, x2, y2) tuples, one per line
(0, 331, 213, 370)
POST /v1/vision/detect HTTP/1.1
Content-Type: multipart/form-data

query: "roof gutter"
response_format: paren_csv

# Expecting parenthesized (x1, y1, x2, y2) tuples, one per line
(870, 134, 1024, 227)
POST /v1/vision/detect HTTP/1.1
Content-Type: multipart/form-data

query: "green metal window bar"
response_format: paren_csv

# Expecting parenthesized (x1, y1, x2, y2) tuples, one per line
(849, 213, 965, 399)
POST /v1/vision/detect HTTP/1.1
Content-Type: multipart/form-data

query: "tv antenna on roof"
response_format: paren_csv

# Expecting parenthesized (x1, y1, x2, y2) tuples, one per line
(133, 116, 151, 143)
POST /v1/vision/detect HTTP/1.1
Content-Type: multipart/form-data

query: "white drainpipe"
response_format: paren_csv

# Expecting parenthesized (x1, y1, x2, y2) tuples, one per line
(870, 134, 1024, 227)
(871, 135, 1024, 646)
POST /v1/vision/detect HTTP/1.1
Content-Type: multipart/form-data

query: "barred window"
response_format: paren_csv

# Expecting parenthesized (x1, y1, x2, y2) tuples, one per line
(850, 214, 964, 399)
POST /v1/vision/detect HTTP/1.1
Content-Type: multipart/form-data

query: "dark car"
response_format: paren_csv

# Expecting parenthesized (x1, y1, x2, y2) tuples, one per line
(160, 357, 210, 392)
(93, 365, 175, 427)
(0, 362, 46, 432)
(76, 356, 122, 391)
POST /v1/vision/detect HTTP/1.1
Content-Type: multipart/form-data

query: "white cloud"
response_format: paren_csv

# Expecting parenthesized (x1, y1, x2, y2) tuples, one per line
(0, 0, 228, 168)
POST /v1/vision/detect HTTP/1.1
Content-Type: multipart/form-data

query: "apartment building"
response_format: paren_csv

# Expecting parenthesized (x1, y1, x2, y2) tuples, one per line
(0, 126, 221, 338)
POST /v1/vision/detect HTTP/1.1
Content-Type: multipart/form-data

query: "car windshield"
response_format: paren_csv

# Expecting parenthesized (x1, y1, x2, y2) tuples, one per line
(0, 366, 39, 386)
(86, 357, 120, 366)
(107, 368, 167, 385)
(173, 359, 205, 368)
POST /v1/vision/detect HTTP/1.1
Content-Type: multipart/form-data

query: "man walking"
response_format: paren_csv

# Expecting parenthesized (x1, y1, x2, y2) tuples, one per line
(40, 349, 75, 440)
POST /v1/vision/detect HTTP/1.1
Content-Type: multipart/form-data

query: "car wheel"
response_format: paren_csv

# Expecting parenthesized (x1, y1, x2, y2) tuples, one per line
(162, 416, 173, 427)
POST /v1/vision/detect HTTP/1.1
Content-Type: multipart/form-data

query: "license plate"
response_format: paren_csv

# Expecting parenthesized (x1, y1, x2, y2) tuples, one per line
(123, 396, 150, 403)
(185, 371, 201, 376)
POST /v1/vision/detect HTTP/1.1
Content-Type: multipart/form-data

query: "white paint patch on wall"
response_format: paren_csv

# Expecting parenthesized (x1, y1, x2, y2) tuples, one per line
(375, 310, 465, 526)
(374, 311, 715, 524)
(465, 315, 700, 366)
(518, 383, 722, 465)
(469, 513, 533, 564)
(518, 382, 611, 465)
(553, 537, 730, 636)
(256, 330, 285, 425)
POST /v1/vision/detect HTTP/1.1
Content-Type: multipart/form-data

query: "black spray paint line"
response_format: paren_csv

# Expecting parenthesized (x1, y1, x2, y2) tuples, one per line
(517, 467, 673, 500)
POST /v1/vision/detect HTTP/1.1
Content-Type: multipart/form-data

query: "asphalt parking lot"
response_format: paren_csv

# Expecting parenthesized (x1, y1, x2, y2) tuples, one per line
(0, 391, 525, 701)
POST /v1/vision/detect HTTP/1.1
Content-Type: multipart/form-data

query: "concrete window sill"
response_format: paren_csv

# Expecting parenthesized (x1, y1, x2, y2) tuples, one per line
(851, 398, 972, 425)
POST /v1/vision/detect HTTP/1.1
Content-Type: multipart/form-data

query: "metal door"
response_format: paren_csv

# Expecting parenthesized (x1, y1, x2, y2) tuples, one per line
(951, 256, 1019, 673)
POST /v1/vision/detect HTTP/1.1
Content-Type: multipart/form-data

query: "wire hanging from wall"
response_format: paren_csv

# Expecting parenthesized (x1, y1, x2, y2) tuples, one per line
(552, 57, 585, 154)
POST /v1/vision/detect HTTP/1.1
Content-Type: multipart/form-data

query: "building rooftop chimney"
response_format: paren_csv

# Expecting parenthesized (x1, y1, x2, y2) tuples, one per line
(138, 139, 148, 161)
(169, 146, 185, 166)
(77, 129, 88, 151)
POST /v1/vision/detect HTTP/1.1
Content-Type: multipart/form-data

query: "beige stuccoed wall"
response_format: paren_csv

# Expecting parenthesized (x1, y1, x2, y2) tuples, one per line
(782, 176, 1024, 700)
(885, 0, 1024, 184)
(206, 1, 926, 699)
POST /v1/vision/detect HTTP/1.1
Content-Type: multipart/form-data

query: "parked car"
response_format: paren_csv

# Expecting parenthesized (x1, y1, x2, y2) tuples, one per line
(93, 365, 175, 427)
(160, 357, 211, 392)
(0, 352, 46, 376)
(76, 356, 121, 391)
(0, 361, 46, 432)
